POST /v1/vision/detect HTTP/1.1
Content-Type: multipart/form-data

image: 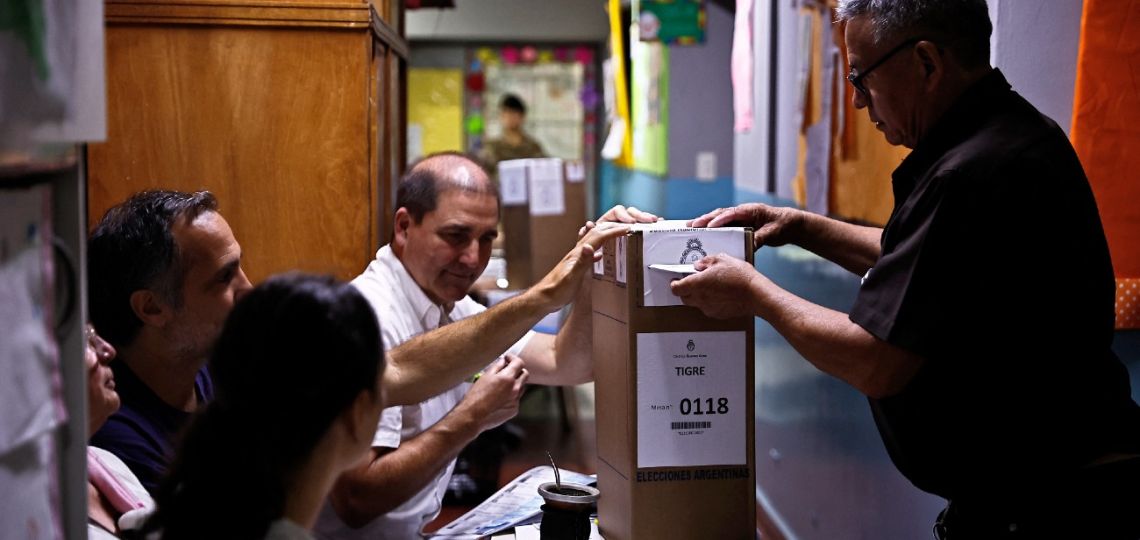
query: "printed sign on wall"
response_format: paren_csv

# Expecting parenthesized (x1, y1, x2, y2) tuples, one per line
(636, 331, 747, 468)
(526, 158, 565, 216)
(498, 160, 529, 205)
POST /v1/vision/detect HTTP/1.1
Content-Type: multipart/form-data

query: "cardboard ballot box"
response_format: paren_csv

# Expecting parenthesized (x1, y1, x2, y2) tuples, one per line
(497, 158, 588, 289)
(592, 221, 756, 540)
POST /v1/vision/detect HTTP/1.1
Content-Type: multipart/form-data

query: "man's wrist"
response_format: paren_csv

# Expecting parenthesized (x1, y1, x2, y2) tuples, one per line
(787, 208, 811, 246)
(522, 278, 565, 315)
(448, 401, 487, 439)
(748, 273, 772, 318)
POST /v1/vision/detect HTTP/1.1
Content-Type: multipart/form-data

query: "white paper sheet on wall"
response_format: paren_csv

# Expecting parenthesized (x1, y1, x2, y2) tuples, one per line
(0, 434, 62, 540)
(0, 186, 63, 540)
(498, 159, 529, 206)
(0, 185, 64, 455)
(526, 158, 565, 216)
(565, 160, 586, 183)
(636, 331, 748, 468)
(1, 0, 106, 148)
(636, 224, 747, 307)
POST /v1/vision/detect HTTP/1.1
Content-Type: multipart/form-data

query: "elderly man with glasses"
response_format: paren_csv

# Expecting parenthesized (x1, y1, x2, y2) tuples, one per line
(671, 0, 1140, 538)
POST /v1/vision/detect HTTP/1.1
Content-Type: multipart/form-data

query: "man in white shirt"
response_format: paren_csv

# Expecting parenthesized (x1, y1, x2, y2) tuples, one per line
(315, 153, 654, 539)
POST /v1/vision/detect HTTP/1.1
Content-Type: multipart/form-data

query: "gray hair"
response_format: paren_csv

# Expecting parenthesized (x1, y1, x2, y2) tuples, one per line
(836, 0, 992, 68)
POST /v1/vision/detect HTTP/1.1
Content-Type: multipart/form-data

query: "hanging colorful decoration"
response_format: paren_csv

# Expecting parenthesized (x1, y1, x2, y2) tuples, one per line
(465, 72, 485, 92)
(537, 50, 555, 64)
(501, 46, 520, 64)
(580, 86, 600, 109)
(574, 46, 594, 65)
(465, 113, 484, 135)
(475, 47, 496, 63)
(639, 0, 707, 45)
(553, 46, 570, 62)
(520, 46, 538, 63)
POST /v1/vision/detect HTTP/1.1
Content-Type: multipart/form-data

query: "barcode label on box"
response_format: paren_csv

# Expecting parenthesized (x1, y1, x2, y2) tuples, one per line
(671, 421, 711, 430)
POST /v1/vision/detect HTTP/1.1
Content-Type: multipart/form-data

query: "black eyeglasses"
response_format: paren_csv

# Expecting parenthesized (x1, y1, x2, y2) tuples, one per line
(847, 37, 925, 96)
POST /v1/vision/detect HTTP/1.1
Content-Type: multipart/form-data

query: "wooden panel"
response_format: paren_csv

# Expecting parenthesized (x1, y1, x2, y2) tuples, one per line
(378, 44, 405, 245)
(369, 39, 386, 252)
(369, 5, 409, 58)
(88, 24, 373, 283)
(106, 0, 372, 28)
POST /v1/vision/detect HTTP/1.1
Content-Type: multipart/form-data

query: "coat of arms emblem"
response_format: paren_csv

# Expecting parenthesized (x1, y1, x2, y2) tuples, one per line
(679, 237, 707, 264)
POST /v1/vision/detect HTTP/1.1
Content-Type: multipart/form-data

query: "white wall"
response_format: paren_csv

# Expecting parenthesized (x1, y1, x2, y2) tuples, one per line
(989, 0, 1084, 134)
(407, 0, 609, 42)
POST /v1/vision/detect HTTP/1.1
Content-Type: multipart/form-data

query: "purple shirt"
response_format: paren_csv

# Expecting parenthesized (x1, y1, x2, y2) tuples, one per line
(90, 361, 213, 494)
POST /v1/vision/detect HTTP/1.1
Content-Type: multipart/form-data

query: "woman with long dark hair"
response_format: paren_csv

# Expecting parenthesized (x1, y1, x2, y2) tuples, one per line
(139, 274, 386, 539)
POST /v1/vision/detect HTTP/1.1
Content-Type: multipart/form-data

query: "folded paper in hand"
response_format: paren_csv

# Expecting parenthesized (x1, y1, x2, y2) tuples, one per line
(647, 263, 699, 276)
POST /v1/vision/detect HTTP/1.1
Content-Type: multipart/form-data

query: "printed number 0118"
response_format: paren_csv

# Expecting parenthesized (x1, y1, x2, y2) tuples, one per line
(679, 397, 729, 415)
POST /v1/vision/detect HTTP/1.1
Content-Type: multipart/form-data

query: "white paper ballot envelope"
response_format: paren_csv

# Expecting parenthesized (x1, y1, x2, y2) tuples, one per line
(648, 263, 698, 276)
(631, 220, 748, 307)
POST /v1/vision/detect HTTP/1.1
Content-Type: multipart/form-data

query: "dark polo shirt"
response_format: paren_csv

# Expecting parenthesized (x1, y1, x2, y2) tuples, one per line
(850, 69, 1140, 504)
(90, 361, 213, 494)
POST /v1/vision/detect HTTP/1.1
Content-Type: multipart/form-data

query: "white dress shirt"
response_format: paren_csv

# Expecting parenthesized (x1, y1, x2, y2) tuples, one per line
(314, 245, 533, 540)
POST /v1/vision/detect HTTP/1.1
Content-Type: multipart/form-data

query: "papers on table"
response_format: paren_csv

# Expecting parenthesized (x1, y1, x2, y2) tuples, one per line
(430, 465, 595, 538)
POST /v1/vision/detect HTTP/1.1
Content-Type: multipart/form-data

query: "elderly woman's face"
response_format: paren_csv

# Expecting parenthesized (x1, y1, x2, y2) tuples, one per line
(85, 324, 120, 438)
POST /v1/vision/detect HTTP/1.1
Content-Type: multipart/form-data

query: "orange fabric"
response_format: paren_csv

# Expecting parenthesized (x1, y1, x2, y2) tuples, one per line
(1070, 0, 1140, 329)
(1117, 279, 1140, 330)
(830, 21, 904, 225)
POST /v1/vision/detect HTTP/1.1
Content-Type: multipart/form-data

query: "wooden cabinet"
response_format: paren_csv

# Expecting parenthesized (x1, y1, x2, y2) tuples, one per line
(88, 0, 407, 282)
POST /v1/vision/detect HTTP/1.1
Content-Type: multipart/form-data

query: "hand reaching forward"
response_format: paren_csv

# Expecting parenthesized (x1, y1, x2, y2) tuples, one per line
(534, 221, 629, 310)
(688, 203, 804, 249)
(670, 254, 763, 319)
(578, 204, 660, 238)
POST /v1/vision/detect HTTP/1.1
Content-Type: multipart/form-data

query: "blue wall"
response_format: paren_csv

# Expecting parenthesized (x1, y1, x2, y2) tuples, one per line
(596, 161, 733, 220)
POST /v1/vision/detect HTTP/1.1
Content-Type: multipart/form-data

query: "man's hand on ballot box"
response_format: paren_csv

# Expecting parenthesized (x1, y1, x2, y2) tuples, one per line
(689, 203, 803, 250)
(531, 221, 630, 310)
(671, 253, 767, 320)
(578, 204, 661, 237)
